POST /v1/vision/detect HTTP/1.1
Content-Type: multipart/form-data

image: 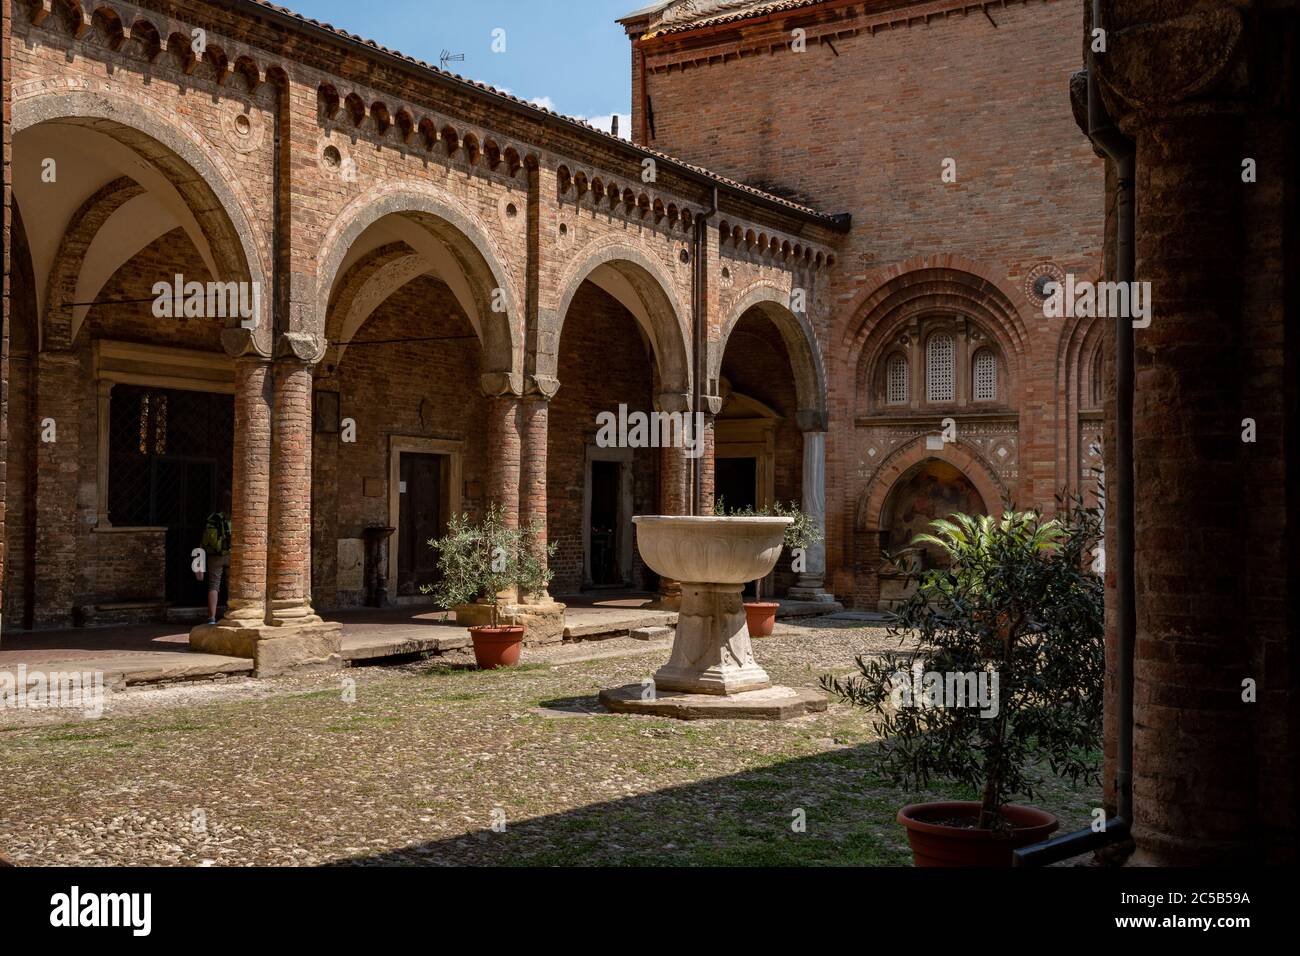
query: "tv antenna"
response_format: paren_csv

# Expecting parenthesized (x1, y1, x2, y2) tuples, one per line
(439, 49, 465, 70)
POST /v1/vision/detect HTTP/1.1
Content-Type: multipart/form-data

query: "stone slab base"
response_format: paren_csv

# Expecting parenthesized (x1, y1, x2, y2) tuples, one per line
(778, 599, 845, 618)
(190, 621, 343, 677)
(456, 601, 567, 646)
(599, 683, 828, 721)
(630, 625, 673, 642)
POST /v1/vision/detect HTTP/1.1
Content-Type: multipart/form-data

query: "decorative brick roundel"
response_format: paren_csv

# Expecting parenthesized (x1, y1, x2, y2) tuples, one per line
(221, 107, 265, 154)
(1024, 262, 1066, 306)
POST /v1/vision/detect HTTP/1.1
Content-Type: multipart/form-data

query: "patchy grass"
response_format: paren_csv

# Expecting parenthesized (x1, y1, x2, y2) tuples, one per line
(0, 622, 1101, 866)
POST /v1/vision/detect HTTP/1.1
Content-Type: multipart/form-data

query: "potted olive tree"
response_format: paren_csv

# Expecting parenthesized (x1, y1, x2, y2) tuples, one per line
(426, 505, 554, 670)
(713, 499, 823, 637)
(822, 499, 1104, 866)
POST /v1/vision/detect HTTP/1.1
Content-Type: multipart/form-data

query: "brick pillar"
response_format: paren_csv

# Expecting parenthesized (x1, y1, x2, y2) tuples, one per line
(483, 375, 522, 527)
(698, 411, 717, 515)
(32, 351, 80, 627)
(519, 388, 551, 599)
(221, 356, 272, 629)
(655, 391, 692, 608)
(266, 354, 321, 627)
(192, 336, 340, 676)
(1127, 110, 1251, 864)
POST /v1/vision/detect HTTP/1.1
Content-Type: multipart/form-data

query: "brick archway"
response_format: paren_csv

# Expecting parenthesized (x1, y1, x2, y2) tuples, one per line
(13, 87, 273, 354)
(715, 280, 827, 418)
(315, 183, 522, 378)
(545, 240, 692, 395)
(856, 435, 1008, 533)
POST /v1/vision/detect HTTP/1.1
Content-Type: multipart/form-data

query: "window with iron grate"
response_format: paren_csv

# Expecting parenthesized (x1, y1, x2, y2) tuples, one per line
(973, 349, 997, 401)
(886, 353, 909, 405)
(926, 333, 955, 403)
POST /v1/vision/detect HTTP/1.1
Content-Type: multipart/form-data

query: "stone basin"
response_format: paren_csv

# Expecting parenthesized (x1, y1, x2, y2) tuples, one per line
(633, 515, 791, 586)
(631, 515, 791, 696)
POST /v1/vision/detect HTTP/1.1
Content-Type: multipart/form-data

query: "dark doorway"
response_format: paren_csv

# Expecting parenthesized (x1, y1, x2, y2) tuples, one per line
(716, 457, 759, 513)
(589, 460, 622, 587)
(398, 453, 445, 596)
(108, 385, 234, 606)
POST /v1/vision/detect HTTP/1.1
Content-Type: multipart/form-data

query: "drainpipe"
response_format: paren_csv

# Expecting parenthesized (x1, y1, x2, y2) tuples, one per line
(690, 187, 719, 516)
(1015, 0, 1135, 865)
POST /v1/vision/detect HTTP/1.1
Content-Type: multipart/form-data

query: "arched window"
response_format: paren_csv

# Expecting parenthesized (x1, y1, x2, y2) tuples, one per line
(886, 353, 909, 405)
(972, 349, 997, 401)
(926, 332, 955, 403)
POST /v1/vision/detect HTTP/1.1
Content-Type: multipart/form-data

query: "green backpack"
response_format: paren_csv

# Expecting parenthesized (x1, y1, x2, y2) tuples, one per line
(201, 513, 232, 556)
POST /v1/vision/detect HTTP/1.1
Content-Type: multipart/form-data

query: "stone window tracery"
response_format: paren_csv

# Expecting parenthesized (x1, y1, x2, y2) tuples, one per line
(973, 348, 997, 401)
(886, 353, 909, 405)
(926, 332, 955, 403)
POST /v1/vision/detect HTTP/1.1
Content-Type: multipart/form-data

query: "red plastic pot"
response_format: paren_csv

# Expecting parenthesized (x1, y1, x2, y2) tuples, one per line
(744, 601, 780, 637)
(897, 801, 1059, 867)
(468, 625, 525, 670)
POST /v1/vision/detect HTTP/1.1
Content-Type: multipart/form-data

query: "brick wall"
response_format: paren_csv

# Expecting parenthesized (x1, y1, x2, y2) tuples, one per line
(633, 0, 1105, 604)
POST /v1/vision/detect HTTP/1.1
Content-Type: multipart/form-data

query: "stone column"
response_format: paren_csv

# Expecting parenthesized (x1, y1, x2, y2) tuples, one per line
(788, 410, 837, 605)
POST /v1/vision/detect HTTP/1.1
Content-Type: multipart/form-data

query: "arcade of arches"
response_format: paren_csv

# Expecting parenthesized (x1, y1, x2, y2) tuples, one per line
(3, 0, 1101, 680)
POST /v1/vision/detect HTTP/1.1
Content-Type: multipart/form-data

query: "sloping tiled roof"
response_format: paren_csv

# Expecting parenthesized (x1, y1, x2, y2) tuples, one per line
(625, 0, 830, 36)
(230, 0, 848, 229)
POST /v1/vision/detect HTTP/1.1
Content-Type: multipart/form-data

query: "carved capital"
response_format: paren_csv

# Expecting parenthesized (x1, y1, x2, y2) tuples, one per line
(274, 331, 326, 366)
(1095, 2, 1245, 122)
(524, 375, 560, 400)
(480, 371, 523, 398)
(655, 391, 692, 414)
(222, 327, 272, 361)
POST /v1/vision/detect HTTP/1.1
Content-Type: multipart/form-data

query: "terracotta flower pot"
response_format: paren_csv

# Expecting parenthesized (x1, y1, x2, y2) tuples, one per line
(897, 801, 1058, 867)
(744, 601, 780, 637)
(468, 625, 526, 670)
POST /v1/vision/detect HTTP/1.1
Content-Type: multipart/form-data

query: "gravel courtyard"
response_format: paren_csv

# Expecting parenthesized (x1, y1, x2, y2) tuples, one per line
(0, 619, 1101, 866)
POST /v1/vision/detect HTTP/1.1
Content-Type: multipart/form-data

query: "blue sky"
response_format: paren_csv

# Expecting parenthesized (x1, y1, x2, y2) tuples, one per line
(286, 0, 641, 135)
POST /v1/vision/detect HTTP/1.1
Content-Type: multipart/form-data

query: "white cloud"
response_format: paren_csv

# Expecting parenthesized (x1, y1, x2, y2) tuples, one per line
(577, 113, 631, 140)
(525, 95, 631, 140)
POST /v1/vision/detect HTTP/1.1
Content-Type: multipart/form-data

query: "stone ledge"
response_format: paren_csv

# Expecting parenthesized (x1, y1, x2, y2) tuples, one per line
(598, 683, 828, 721)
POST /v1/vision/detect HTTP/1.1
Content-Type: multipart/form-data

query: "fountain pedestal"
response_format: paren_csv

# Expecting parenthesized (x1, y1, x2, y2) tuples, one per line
(599, 516, 828, 720)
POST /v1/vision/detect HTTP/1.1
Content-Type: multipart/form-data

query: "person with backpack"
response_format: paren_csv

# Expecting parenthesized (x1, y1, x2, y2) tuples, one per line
(197, 489, 234, 625)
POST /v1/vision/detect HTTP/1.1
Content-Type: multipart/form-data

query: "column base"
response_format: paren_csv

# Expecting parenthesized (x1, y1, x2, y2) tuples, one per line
(190, 610, 342, 678)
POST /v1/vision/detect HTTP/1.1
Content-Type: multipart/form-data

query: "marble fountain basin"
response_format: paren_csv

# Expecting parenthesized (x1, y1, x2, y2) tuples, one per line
(598, 515, 826, 718)
(632, 515, 792, 586)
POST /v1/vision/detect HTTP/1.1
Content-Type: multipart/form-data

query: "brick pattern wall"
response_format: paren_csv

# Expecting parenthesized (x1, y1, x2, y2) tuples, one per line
(635, 0, 1105, 605)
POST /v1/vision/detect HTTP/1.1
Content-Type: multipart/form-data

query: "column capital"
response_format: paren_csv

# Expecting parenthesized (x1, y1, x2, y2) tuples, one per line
(703, 394, 724, 416)
(222, 326, 273, 361)
(655, 391, 691, 414)
(524, 374, 560, 400)
(796, 408, 829, 433)
(480, 370, 524, 398)
(274, 331, 326, 366)
(1093, 2, 1246, 129)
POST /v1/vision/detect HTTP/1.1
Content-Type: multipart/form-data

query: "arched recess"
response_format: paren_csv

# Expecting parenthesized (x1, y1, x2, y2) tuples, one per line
(715, 281, 827, 419)
(12, 89, 272, 351)
(856, 435, 1008, 534)
(846, 259, 1028, 418)
(315, 184, 521, 377)
(877, 458, 990, 568)
(1055, 300, 1106, 499)
(546, 241, 692, 394)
